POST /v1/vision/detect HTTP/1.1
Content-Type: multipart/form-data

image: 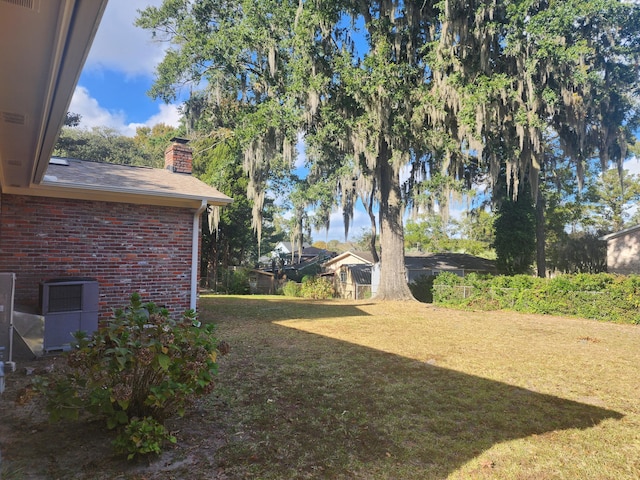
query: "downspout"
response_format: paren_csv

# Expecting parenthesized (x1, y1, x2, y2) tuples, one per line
(191, 200, 208, 311)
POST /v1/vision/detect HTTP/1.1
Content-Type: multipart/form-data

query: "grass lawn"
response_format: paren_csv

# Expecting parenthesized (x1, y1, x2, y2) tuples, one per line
(201, 295, 640, 479)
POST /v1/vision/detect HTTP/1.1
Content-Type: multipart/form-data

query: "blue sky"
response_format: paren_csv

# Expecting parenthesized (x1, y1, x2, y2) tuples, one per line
(70, 0, 181, 135)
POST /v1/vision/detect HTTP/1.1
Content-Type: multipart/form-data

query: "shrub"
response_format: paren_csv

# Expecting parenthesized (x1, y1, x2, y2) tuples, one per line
(432, 272, 640, 324)
(34, 293, 222, 459)
(282, 281, 301, 297)
(299, 276, 335, 299)
(432, 272, 464, 305)
(228, 268, 251, 294)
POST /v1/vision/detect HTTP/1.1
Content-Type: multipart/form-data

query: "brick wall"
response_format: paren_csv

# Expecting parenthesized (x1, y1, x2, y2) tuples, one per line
(164, 142, 193, 174)
(0, 194, 198, 320)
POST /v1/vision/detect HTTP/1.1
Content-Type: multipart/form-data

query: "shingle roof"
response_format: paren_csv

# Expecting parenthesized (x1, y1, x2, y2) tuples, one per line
(405, 253, 497, 273)
(42, 157, 232, 206)
(599, 224, 640, 241)
(348, 264, 372, 285)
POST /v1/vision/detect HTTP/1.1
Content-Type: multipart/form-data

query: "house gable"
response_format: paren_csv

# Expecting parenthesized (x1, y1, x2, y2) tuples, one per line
(323, 251, 374, 272)
(602, 225, 640, 274)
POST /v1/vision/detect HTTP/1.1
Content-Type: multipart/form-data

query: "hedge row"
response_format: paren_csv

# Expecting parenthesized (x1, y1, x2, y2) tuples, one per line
(432, 272, 640, 324)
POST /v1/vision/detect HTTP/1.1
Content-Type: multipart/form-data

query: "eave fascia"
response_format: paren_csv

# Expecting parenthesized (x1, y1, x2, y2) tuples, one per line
(3, 182, 233, 209)
(31, 0, 110, 186)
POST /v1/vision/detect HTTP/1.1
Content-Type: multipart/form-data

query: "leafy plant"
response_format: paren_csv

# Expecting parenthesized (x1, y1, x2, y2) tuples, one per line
(282, 281, 301, 297)
(432, 273, 640, 324)
(227, 268, 251, 294)
(112, 416, 176, 459)
(299, 276, 335, 299)
(34, 293, 223, 459)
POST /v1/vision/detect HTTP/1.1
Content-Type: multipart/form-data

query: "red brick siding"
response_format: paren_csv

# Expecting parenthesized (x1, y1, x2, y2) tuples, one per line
(164, 143, 193, 174)
(0, 194, 198, 320)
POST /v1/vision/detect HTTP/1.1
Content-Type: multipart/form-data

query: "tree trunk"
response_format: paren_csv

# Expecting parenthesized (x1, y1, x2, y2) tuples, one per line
(374, 140, 415, 301)
(297, 215, 304, 264)
(365, 183, 380, 263)
(535, 192, 546, 278)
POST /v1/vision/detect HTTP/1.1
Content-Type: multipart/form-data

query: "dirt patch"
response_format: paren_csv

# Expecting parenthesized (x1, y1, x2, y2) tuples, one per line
(0, 357, 228, 479)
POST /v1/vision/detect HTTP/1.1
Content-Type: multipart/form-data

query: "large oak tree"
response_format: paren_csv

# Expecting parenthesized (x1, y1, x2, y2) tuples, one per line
(138, 0, 639, 299)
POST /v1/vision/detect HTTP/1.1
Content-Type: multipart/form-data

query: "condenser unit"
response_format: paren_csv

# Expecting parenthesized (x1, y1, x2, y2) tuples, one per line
(0, 272, 16, 370)
(40, 278, 98, 351)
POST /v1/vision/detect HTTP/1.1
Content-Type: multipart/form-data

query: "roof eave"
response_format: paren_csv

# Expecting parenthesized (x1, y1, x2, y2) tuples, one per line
(4, 182, 233, 209)
(600, 224, 640, 241)
(31, 1, 109, 186)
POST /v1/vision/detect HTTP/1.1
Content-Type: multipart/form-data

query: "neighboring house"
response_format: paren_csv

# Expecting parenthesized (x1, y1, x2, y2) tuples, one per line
(404, 253, 498, 283)
(282, 249, 336, 282)
(0, 3, 232, 324)
(600, 225, 640, 274)
(323, 251, 376, 273)
(273, 241, 309, 256)
(272, 241, 311, 263)
(332, 264, 372, 300)
(370, 253, 497, 297)
(323, 251, 375, 299)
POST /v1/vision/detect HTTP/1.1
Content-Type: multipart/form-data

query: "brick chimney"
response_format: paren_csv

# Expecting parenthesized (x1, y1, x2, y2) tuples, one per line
(164, 137, 193, 174)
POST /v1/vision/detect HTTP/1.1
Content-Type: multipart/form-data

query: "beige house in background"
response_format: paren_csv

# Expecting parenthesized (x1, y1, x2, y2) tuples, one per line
(601, 225, 640, 274)
(323, 252, 375, 300)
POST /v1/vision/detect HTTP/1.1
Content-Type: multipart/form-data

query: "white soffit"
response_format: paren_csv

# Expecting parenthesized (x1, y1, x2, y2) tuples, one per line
(0, 0, 108, 190)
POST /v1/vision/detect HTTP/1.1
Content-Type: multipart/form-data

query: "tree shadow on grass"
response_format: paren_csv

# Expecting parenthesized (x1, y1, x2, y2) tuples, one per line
(200, 294, 374, 321)
(212, 305, 624, 479)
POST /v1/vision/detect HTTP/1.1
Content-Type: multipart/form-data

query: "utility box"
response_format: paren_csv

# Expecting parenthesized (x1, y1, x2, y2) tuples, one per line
(0, 273, 16, 362)
(40, 278, 99, 351)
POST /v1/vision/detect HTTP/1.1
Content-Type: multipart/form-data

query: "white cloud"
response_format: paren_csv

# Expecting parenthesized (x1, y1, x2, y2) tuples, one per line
(624, 155, 640, 175)
(85, 0, 167, 76)
(69, 86, 127, 130)
(69, 86, 180, 136)
(127, 104, 182, 134)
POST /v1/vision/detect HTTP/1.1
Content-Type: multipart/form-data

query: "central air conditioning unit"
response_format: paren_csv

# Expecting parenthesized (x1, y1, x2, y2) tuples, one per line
(0, 273, 16, 378)
(40, 278, 99, 351)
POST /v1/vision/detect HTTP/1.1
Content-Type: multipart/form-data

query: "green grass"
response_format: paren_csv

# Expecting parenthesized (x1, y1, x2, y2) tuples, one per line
(200, 296, 640, 479)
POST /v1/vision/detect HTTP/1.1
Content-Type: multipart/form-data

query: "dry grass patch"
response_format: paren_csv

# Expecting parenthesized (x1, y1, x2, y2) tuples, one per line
(203, 296, 640, 479)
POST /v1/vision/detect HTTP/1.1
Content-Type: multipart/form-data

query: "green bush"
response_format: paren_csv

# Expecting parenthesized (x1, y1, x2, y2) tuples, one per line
(300, 276, 335, 299)
(432, 272, 640, 324)
(34, 293, 222, 459)
(228, 268, 251, 294)
(282, 280, 301, 297)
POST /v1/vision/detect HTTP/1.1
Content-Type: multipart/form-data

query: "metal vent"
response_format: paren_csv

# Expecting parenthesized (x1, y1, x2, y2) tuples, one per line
(49, 158, 69, 166)
(0, 0, 39, 11)
(1, 111, 26, 126)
